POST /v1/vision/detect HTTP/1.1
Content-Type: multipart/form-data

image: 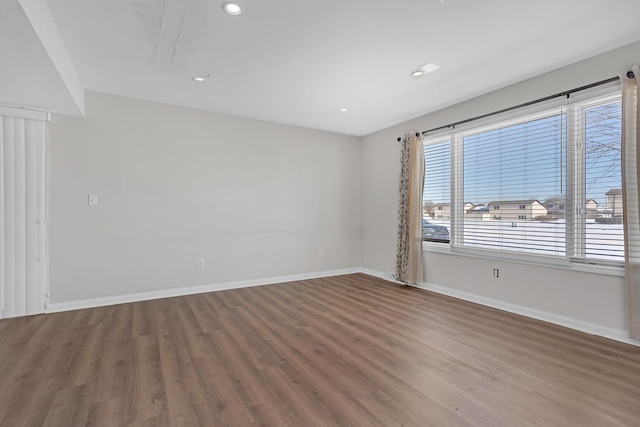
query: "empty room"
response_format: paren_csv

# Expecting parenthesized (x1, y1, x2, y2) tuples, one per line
(2, 0, 640, 425)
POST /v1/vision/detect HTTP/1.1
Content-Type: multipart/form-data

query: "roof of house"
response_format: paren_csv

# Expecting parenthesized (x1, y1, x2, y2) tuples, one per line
(488, 200, 544, 206)
(606, 189, 622, 195)
(544, 196, 566, 203)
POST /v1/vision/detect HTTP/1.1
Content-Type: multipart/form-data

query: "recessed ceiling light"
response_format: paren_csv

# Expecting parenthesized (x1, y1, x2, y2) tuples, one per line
(192, 72, 209, 82)
(339, 108, 348, 112)
(222, 2, 242, 15)
(410, 70, 425, 78)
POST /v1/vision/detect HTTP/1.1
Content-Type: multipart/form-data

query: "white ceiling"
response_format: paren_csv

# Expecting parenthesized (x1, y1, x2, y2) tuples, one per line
(0, 0, 81, 114)
(4, 0, 640, 136)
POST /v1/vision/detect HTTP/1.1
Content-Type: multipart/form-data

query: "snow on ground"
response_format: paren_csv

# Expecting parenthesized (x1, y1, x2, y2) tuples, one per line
(429, 219, 624, 261)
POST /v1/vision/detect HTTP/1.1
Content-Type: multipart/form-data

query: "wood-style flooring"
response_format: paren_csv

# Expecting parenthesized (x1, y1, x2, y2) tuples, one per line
(1, 273, 639, 426)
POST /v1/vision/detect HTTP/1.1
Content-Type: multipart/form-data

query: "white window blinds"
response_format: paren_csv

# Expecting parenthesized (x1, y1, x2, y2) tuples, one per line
(1, 107, 47, 318)
(460, 109, 568, 257)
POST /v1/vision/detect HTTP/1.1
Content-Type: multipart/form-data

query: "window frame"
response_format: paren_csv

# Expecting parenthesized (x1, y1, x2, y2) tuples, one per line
(421, 84, 624, 275)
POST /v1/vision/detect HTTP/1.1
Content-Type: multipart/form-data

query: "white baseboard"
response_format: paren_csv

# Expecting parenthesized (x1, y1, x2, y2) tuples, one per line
(45, 268, 361, 314)
(359, 268, 640, 348)
(359, 268, 399, 282)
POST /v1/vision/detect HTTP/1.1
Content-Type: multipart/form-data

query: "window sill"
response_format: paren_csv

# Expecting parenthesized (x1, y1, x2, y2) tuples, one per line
(422, 241, 625, 277)
(422, 240, 452, 254)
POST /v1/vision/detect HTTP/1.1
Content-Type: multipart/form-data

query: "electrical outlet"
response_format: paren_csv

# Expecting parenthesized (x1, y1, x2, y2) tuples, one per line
(319, 250, 325, 258)
(198, 259, 205, 269)
(492, 268, 500, 278)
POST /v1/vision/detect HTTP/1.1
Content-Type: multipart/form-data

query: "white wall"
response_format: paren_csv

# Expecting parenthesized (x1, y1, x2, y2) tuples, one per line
(49, 91, 361, 303)
(361, 41, 640, 334)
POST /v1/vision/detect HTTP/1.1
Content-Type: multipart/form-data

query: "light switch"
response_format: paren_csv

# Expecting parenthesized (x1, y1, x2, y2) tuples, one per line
(88, 194, 98, 206)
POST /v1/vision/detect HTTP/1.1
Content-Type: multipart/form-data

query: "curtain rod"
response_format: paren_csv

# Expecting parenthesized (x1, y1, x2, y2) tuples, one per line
(397, 71, 634, 141)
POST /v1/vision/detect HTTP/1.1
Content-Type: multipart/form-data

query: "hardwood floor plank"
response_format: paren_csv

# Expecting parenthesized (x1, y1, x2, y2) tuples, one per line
(85, 397, 129, 427)
(160, 343, 207, 420)
(190, 356, 258, 426)
(126, 334, 167, 424)
(41, 384, 94, 427)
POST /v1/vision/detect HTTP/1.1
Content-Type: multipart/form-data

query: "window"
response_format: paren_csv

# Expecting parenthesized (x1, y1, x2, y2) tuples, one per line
(422, 89, 624, 265)
(583, 99, 623, 260)
(422, 139, 450, 242)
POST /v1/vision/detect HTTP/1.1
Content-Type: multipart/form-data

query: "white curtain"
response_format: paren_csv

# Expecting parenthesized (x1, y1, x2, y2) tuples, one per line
(395, 133, 425, 284)
(1, 107, 47, 318)
(620, 66, 640, 339)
